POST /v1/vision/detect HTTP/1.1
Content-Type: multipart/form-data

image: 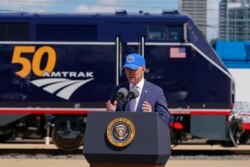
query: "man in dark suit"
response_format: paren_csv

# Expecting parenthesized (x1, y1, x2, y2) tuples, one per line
(106, 53, 170, 125)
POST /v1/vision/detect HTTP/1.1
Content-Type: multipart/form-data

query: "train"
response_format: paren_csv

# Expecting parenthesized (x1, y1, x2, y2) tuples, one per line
(0, 10, 247, 151)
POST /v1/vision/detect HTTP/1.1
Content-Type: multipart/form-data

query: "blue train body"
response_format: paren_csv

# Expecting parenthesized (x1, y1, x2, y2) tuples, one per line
(0, 11, 243, 150)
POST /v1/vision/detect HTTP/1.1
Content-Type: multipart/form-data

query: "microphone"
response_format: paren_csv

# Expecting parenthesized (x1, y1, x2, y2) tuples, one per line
(115, 87, 128, 102)
(126, 89, 140, 102)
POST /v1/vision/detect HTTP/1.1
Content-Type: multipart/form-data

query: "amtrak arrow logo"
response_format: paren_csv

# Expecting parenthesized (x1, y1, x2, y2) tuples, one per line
(31, 78, 94, 100)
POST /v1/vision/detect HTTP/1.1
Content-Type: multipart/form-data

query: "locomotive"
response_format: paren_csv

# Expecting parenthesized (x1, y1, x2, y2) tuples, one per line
(0, 11, 246, 151)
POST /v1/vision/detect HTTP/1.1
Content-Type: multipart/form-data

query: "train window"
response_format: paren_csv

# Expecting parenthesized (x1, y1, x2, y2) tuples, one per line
(36, 24, 97, 41)
(167, 25, 184, 41)
(147, 25, 184, 42)
(148, 25, 166, 40)
(7, 23, 29, 41)
(0, 23, 29, 41)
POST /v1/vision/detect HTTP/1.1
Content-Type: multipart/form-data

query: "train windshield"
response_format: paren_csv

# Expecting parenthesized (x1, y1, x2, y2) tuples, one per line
(147, 25, 184, 42)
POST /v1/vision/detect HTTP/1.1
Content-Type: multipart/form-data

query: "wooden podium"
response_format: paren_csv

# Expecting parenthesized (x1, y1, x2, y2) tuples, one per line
(83, 112, 171, 167)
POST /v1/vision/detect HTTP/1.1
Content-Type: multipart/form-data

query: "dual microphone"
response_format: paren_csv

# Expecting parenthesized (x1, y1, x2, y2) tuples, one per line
(115, 87, 139, 103)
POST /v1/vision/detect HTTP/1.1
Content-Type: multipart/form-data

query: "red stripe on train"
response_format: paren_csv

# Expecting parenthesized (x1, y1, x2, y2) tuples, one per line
(190, 111, 231, 115)
(169, 109, 231, 115)
(0, 108, 105, 114)
(0, 108, 231, 115)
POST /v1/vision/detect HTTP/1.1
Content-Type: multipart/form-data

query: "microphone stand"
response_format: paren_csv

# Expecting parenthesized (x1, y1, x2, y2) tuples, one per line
(121, 93, 136, 111)
(122, 99, 128, 112)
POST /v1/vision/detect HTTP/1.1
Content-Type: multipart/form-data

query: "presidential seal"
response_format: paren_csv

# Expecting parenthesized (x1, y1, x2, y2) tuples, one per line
(106, 117, 136, 147)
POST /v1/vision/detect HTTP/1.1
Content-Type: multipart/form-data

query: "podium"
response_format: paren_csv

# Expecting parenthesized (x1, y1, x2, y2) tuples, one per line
(83, 112, 171, 167)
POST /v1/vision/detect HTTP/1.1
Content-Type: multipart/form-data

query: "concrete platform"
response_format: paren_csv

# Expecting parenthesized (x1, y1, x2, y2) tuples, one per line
(0, 159, 250, 167)
(171, 144, 250, 151)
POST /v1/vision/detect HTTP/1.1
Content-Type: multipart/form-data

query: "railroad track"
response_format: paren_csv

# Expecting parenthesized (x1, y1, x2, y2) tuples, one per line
(0, 144, 83, 159)
(0, 143, 250, 158)
(171, 142, 250, 155)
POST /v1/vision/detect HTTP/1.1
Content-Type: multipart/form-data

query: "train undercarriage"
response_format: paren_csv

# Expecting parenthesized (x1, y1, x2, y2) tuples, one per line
(0, 114, 86, 152)
(0, 112, 249, 152)
(170, 114, 249, 147)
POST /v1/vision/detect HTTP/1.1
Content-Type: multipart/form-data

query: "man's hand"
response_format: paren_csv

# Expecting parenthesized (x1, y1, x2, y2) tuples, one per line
(106, 100, 117, 112)
(142, 101, 152, 112)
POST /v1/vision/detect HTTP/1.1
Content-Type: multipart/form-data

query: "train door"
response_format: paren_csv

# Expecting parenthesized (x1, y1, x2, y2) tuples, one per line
(118, 40, 141, 84)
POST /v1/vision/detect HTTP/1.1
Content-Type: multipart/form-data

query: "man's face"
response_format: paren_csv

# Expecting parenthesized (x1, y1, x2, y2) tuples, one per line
(124, 66, 145, 85)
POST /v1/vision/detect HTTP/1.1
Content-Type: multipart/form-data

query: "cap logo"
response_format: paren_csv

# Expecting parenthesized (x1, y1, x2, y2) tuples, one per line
(127, 56, 135, 63)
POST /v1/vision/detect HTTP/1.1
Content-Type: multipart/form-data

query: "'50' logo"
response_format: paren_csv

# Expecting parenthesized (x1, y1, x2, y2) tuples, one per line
(12, 46, 56, 78)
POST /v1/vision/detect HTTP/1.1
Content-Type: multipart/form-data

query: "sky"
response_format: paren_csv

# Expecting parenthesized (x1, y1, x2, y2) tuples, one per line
(0, 0, 220, 41)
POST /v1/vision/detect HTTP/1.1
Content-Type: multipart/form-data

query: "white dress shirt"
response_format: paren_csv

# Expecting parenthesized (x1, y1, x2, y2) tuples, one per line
(129, 78, 144, 112)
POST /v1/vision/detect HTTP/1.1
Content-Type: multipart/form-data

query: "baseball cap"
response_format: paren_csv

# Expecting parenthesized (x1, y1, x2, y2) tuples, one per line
(123, 53, 146, 70)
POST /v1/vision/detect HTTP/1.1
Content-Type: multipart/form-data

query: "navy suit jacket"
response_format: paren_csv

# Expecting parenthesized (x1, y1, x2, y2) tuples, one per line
(109, 80, 170, 125)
